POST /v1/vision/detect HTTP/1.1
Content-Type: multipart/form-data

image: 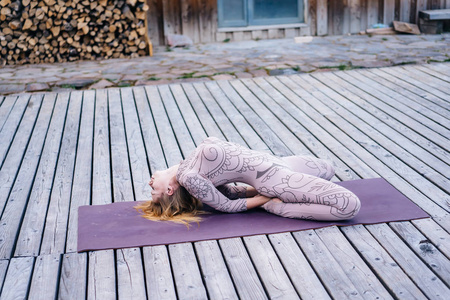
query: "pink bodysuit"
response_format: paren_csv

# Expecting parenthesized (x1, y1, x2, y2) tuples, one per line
(176, 137, 360, 221)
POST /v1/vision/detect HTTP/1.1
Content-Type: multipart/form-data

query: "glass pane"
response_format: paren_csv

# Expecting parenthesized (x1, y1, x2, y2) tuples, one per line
(253, 0, 298, 19)
(223, 0, 246, 22)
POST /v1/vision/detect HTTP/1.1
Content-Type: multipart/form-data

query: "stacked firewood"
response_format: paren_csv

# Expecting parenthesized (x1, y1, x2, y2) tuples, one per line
(0, 0, 150, 65)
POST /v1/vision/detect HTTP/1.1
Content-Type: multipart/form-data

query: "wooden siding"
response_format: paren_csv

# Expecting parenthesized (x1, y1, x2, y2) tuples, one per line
(147, 0, 450, 45)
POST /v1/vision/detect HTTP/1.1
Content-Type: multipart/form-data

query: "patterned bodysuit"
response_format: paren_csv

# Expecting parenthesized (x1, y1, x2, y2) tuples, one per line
(176, 137, 361, 221)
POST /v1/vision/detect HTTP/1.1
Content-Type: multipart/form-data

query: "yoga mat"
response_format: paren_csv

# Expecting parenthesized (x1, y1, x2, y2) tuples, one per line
(77, 178, 429, 252)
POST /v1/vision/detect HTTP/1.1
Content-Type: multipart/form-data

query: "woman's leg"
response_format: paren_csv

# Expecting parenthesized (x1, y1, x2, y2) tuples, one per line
(281, 156, 335, 180)
(258, 171, 360, 221)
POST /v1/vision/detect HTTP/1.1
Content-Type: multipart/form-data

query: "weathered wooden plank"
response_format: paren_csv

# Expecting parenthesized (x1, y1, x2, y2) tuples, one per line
(413, 218, 450, 259)
(64, 90, 95, 254)
(58, 252, 87, 300)
(92, 88, 112, 206)
(314, 226, 392, 299)
(380, 67, 450, 105)
(311, 70, 450, 163)
(38, 92, 81, 256)
(0, 259, 9, 295)
(229, 79, 308, 157)
(293, 230, 362, 299)
(0, 95, 18, 133)
(198, 0, 217, 43)
(169, 84, 207, 146)
(239, 78, 365, 181)
(181, 0, 200, 43)
(292, 73, 450, 200)
(250, 76, 377, 179)
(144, 85, 183, 166)
(108, 88, 134, 203)
(162, 0, 182, 36)
(132, 87, 177, 298)
(413, 64, 450, 84)
(329, 71, 449, 149)
(157, 85, 196, 157)
(218, 238, 267, 299)
(328, 0, 345, 35)
(183, 82, 270, 299)
(180, 83, 223, 139)
(194, 240, 239, 300)
(88, 250, 116, 300)
(116, 248, 147, 299)
(28, 254, 61, 300)
(308, 0, 318, 36)
(191, 82, 246, 144)
(132, 86, 167, 171)
(169, 243, 208, 299)
(266, 75, 450, 228)
(367, 223, 449, 299)
(120, 87, 151, 201)
(0, 94, 42, 211)
(204, 81, 269, 151)
(0, 256, 34, 299)
(268, 232, 331, 300)
(295, 72, 450, 181)
(88, 88, 116, 300)
(14, 93, 70, 258)
(423, 63, 450, 80)
(243, 235, 300, 299)
(357, 68, 450, 121)
(415, 0, 428, 23)
(400, 0, 412, 22)
(383, 0, 395, 25)
(348, 68, 450, 131)
(390, 221, 450, 284)
(0, 93, 56, 259)
(217, 80, 291, 156)
(341, 225, 427, 299)
(147, 0, 164, 45)
(349, 0, 362, 33)
(398, 65, 450, 94)
(142, 245, 177, 300)
(367, 0, 379, 27)
(369, 67, 450, 111)
(149, 88, 209, 299)
(108, 88, 147, 299)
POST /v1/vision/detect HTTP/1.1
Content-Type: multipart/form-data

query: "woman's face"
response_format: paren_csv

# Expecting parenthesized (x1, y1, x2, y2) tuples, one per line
(149, 170, 171, 201)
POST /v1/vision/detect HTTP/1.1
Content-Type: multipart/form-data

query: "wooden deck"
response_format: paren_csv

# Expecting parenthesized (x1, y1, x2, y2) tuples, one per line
(0, 63, 449, 299)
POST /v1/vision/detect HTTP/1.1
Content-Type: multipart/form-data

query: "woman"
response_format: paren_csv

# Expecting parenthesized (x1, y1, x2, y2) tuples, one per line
(136, 137, 360, 224)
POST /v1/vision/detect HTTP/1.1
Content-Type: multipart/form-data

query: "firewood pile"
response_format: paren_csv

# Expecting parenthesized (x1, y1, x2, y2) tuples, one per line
(0, 0, 151, 65)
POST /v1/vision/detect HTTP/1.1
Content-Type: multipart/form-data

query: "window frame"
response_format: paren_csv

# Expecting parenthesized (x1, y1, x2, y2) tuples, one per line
(218, 0, 306, 28)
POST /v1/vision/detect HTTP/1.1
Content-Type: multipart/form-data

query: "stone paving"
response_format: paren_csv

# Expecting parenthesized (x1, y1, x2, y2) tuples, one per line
(0, 33, 449, 96)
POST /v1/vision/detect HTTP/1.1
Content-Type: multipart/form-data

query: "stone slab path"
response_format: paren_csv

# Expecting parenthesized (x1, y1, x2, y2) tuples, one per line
(1, 33, 449, 95)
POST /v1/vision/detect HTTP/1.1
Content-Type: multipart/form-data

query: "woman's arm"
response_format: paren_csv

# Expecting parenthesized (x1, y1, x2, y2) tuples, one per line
(246, 194, 272, 209)
(217, 184, 258, 199)
(180, 173, 271, 212)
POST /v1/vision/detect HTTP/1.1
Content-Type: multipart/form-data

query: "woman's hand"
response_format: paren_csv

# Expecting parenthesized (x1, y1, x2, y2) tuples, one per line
(246, 194, 273, 209)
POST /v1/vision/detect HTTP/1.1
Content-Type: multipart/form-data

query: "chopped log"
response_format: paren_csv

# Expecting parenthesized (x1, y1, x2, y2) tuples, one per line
(1, 0, 151, 65)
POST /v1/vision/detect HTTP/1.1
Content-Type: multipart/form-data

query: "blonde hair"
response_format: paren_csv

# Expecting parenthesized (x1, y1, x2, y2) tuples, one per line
(135, 185, 206, 226)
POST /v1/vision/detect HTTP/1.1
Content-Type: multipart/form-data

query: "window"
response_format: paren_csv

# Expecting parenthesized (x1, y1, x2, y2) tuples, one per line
(218, 0, 304, 28)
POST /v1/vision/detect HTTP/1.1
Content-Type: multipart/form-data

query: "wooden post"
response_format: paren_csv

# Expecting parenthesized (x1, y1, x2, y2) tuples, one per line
(415, 0, 427, 23)
(383, 0, 396, 26)
(367, 0, 379, 27)
(399, 0, 411, 22)
(316, 0, 328, 35)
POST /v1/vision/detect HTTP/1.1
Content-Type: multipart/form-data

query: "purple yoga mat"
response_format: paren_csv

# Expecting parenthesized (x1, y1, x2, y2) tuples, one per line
(77, 178, 429, 252)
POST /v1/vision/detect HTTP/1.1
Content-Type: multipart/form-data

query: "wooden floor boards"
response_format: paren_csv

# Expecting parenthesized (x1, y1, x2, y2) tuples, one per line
(0, 63, 449, 299)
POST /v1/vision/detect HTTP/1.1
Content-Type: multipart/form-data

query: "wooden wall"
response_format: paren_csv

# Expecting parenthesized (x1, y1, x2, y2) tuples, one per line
(146, 0, 450, 46)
